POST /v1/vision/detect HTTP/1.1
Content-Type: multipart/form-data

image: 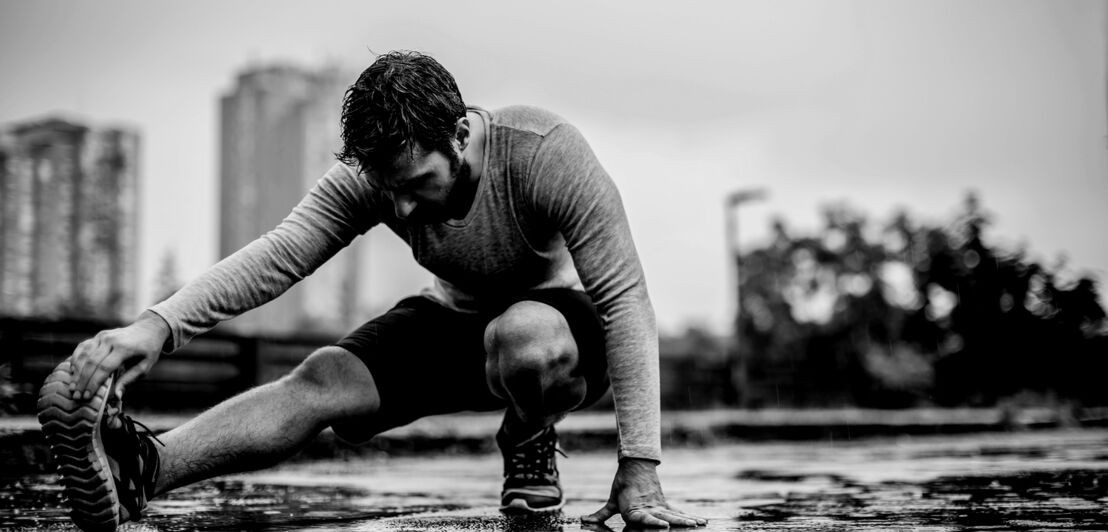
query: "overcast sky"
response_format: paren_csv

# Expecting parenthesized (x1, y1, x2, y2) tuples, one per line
(1, 0, 1105, 334)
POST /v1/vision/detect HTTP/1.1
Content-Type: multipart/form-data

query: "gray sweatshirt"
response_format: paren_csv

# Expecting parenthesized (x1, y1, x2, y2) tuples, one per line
(150, 105, 661, 461)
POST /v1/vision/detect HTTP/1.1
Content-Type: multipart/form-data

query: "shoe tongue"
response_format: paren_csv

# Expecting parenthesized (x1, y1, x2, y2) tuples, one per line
(514, 426, 550, 446)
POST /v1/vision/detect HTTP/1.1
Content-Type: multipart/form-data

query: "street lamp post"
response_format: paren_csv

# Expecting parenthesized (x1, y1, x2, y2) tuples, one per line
(725, 188, 768, 329)
(724, 188, 767, 406)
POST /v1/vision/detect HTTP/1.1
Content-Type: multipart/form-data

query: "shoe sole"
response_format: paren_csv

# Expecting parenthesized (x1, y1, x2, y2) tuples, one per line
(37, 359, 122, 532)
(499, 497, 566, 515)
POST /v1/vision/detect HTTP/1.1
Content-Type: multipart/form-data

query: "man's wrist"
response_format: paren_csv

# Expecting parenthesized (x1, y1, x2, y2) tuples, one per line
(136, 310, 173, 352)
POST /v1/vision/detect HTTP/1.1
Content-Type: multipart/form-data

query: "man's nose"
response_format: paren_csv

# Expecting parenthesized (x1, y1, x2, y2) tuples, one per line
(394, 196, 416, 220)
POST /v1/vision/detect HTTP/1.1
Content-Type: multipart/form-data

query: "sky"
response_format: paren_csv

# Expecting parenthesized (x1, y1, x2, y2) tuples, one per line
(1, 0, 1105, 335)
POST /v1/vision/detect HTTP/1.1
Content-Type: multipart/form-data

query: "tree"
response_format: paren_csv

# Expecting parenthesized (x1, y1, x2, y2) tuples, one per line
(736, 192, 1107, 408)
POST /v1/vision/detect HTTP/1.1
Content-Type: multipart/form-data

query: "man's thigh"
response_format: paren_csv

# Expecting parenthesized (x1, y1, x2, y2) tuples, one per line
(331, 296, 500, 442)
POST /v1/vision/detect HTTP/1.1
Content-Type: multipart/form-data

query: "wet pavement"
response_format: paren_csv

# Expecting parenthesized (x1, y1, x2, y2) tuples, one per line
(2, 428, 1107, 531)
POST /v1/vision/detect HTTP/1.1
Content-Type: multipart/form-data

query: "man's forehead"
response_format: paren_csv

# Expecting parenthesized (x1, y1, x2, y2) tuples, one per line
(367, 144, 432, 187)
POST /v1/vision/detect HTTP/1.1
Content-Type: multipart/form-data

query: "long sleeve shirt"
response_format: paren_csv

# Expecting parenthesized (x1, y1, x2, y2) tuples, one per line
(150, 105, 662, 461)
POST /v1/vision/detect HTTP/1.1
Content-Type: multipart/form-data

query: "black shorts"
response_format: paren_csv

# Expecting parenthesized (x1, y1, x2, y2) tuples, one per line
(331, 288, 609, 442)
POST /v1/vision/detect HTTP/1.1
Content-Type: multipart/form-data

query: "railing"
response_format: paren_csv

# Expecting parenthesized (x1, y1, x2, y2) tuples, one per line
(0, 317, 336, 414)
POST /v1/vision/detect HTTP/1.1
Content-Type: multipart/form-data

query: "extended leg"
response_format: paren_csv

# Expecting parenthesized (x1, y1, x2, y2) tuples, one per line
(39, 346, 381, 532)
(155, 346, 380, 494)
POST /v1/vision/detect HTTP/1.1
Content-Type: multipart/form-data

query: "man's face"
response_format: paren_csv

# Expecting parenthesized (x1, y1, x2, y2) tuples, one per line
(367, 143, 470, 224)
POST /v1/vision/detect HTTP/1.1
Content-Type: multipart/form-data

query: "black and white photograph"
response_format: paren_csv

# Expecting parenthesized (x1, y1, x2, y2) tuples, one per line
(1, 1, 1107, 530)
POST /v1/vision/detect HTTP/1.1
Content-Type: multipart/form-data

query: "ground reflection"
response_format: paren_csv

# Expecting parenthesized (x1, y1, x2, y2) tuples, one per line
(3, 429, 1108, 531)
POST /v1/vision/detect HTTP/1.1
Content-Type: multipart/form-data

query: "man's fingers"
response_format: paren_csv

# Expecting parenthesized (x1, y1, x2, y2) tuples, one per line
(76, 348, 117, 401)
(652, 509, 707, 527)
(80, 361, 111, 401)
(625, 508, 671, 528)
(72, 338, 106, 399)
(67, 340, 94, 393)
(581, 500, 618, 524)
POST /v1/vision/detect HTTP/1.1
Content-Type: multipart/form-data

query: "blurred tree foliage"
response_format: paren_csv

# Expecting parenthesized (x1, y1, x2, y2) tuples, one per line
(737, 192, 1107, 408)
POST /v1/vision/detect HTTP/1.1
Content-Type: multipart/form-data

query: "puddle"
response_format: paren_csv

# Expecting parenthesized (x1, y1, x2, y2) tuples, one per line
(0, 478, 466, 531)
(734, 470, 847, 483)
(742, 469, 1108, 530)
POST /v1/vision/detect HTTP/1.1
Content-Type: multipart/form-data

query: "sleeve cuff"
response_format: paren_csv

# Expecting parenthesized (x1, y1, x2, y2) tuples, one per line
(617, 444, 661, 463)
(145, 306, 180, 353)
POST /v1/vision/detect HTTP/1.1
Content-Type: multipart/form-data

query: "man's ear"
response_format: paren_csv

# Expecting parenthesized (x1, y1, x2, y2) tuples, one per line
(454, 116, 471, 152)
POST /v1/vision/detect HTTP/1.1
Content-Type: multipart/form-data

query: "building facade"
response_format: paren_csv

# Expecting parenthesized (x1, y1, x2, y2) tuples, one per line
(218, 64, 361, 336)
(0, 118, 140, 322)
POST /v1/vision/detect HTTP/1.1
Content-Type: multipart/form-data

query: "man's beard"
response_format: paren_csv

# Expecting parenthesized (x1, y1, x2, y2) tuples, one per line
(444, 158, 474, 218)
(407, 157, 472, 225)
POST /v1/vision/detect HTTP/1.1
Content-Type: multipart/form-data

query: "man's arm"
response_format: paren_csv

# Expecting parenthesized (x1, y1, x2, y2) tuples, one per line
(151, 163, 377, 350)
(71, 163, 378, 399)
(528, 123, 660, 461)
(527, 123, 705, 527)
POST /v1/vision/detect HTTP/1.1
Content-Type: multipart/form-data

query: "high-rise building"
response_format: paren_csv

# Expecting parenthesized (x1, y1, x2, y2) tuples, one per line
(0, 117, 140, 321)
(218, 64, 361, 335)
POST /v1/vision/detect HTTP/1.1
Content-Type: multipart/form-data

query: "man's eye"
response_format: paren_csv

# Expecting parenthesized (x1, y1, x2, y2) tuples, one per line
(398, 182, 424, 194)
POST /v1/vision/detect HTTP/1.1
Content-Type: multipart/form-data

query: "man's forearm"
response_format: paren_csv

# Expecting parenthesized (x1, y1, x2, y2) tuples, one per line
(149, 231, 323, 351)
(603, 296, 663, 462)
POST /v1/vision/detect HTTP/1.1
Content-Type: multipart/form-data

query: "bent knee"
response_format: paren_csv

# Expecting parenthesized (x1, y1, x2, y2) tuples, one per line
(286, 346, 380, 415)
(485, 301, 577, 375)
(486, 301, 568, 349)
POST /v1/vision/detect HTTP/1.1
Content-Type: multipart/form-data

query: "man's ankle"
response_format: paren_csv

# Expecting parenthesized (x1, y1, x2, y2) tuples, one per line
(499, 409, 564, 442)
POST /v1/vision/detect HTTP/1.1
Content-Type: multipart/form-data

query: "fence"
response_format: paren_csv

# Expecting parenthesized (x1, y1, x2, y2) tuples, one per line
(0, 317, 335, 414)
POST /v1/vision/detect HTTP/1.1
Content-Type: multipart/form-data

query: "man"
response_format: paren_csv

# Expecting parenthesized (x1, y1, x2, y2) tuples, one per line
(38, 51, 706, 531)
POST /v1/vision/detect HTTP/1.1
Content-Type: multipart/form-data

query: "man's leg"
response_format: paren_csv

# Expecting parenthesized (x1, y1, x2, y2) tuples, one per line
(484, 300, 587, 437)
(154, 346, 380, 494)
(483, 297, 604, 514)
(40, 346, 382, 531)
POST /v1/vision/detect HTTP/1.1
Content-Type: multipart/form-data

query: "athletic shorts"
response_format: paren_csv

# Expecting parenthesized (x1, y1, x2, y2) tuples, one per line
(331, 288, 609, 442)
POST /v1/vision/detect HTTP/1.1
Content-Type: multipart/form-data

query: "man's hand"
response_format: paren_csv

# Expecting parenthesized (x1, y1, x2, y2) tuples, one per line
(70, 310, 171, 401)
(582, 457, 707, 528)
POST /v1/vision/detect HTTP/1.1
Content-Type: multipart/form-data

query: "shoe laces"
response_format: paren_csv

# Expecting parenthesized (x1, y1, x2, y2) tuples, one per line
(103, 402, 164, 520)
(104, 400, 161, 442)
(115, 412, 166, 448)
(503, 427, 566, 482)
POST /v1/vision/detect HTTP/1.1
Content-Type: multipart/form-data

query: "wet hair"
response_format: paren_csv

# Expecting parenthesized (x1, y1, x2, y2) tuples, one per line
(337, 51, 467, 176)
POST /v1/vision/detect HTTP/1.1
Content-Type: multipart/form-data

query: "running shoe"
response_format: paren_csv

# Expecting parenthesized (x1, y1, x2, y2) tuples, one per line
(37, 360, 162, 532)
(496, 422, 566, 514)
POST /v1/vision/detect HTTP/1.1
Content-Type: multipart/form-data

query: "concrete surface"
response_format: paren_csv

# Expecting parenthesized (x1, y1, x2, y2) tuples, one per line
(3, 428, 1107, 531)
